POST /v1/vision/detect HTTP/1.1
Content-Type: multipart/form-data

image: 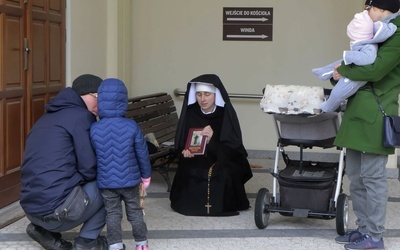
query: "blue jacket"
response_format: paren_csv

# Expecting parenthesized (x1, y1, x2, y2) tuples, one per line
(90, 78, 151, 189)
(20, 88, 98, 216)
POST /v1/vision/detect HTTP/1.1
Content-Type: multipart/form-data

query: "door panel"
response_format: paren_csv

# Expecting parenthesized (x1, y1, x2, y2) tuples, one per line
(28, 0, 65, 126)
(31, 95, 45, 125)
(0, 0, 24, 208)
(0, 0, 65, 208)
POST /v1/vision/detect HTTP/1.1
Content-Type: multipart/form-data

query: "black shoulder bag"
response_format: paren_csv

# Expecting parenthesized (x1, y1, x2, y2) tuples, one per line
(54, 185, 89, 221)
(371, 85, 400, 148)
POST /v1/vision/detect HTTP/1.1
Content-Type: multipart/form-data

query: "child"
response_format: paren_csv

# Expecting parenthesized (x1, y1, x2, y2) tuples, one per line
(312, 9, 397, 112)
(90, 78, 151, 250)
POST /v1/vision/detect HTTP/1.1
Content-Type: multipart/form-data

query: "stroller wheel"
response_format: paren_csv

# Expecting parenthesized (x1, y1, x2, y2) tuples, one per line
(336, 193, 349, 235)
(254, 188, 271, 229)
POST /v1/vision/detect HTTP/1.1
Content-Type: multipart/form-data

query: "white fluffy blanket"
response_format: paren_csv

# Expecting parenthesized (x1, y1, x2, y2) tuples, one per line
(260, 84, 324, 115)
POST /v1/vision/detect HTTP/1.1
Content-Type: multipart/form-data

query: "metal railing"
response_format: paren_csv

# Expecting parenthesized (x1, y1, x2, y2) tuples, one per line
(173, 88, 263, 99)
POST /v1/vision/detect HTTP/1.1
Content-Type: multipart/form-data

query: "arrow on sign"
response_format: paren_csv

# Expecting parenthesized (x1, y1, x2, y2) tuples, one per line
(226, 34, 269, 39)
(227, 17, 269, 22)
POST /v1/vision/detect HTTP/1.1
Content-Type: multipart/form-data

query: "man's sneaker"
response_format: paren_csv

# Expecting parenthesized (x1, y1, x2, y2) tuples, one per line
(344, 235, 384, 250)
(335, 230, 364, 244)
(73, 236, 108, 250)
(26, 223, 72, 250)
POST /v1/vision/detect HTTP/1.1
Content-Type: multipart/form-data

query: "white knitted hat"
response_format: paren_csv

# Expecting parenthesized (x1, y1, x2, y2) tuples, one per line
(347, 10, 374, 41)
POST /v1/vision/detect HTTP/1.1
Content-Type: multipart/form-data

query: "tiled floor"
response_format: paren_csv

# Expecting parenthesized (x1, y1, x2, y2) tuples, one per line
(1, 158, 400, 250)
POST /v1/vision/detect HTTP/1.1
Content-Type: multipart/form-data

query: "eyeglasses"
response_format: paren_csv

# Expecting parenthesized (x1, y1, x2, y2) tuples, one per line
(89, 93, 98, 98)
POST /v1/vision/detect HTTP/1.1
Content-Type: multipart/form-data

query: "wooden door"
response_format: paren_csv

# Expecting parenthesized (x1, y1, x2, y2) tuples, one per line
(0, 0, 65, 208)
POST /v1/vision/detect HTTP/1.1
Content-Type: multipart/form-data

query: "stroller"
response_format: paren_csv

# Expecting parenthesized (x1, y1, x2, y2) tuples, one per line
(255, 84, 348, 235)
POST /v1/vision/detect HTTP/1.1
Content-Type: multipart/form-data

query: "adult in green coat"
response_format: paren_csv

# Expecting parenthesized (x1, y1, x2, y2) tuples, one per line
(331, 1, 400, 249)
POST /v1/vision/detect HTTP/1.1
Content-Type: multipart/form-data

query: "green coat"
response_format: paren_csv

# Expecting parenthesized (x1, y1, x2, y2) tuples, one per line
(334, 14, 400, 155)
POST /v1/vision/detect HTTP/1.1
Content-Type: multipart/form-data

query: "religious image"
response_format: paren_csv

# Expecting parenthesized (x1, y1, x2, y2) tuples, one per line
(190, 131, 202, 146)
(185, 128, 207, 155)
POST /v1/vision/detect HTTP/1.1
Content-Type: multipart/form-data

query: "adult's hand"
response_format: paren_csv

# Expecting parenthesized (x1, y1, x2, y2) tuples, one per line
(201, 125, 213, 143)
(182, 149, 195, 158)
(333, 64, 342, 81)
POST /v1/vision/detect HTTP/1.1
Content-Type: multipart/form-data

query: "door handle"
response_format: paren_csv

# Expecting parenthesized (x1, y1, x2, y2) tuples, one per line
(24, 38, 31, 70)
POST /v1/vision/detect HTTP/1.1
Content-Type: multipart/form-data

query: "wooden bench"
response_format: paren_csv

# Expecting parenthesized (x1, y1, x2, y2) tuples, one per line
(126, 92, 179, 191)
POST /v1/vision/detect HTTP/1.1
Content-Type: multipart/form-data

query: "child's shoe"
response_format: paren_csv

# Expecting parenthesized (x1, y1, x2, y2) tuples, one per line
(135, 244, 149, 250)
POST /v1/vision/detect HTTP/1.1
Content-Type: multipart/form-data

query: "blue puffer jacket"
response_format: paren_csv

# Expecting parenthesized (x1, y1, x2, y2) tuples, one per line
(90, 78, 151, 189)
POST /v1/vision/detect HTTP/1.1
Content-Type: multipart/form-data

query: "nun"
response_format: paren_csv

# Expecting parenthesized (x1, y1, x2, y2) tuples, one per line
(170, 74, 253, 216)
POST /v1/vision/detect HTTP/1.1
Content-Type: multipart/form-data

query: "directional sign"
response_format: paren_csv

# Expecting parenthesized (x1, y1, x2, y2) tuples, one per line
(223, 7, 273, 41)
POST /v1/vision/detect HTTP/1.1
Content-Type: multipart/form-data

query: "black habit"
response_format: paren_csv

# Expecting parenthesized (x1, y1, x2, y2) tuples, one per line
(170, 74, 253, 216)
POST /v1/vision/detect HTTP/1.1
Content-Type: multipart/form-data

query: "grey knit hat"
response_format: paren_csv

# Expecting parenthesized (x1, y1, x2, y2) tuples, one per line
(72, 74, 103, 95)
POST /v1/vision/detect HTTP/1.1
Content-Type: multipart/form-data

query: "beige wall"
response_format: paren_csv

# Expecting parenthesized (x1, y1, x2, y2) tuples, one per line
(66, 0, 108, 83)
(67, 0, 132, 85)
(66, 0, 370, 153)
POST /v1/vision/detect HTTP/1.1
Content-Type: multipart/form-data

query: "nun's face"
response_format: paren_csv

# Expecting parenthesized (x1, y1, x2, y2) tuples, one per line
(196, 91, 215, 112)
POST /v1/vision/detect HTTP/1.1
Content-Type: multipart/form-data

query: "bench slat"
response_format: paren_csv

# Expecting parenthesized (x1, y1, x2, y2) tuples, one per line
(139, 114, 178, 132)
(141, 120, 178, 143)
(128, 92, 170, 102)
(156, 131, 176, 144)
(126, 103, 176, 121)
(128, 94, 172, 109)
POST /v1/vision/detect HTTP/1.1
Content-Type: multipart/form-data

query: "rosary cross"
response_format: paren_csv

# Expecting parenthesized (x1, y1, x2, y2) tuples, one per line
(205, 203, 212, 214)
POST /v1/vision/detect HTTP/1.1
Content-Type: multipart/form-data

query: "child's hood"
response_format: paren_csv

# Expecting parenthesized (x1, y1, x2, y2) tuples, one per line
(97, 78, 128, 119)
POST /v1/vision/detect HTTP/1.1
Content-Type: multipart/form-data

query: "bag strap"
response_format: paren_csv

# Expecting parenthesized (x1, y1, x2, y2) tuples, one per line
(370, 84, 387, 116)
